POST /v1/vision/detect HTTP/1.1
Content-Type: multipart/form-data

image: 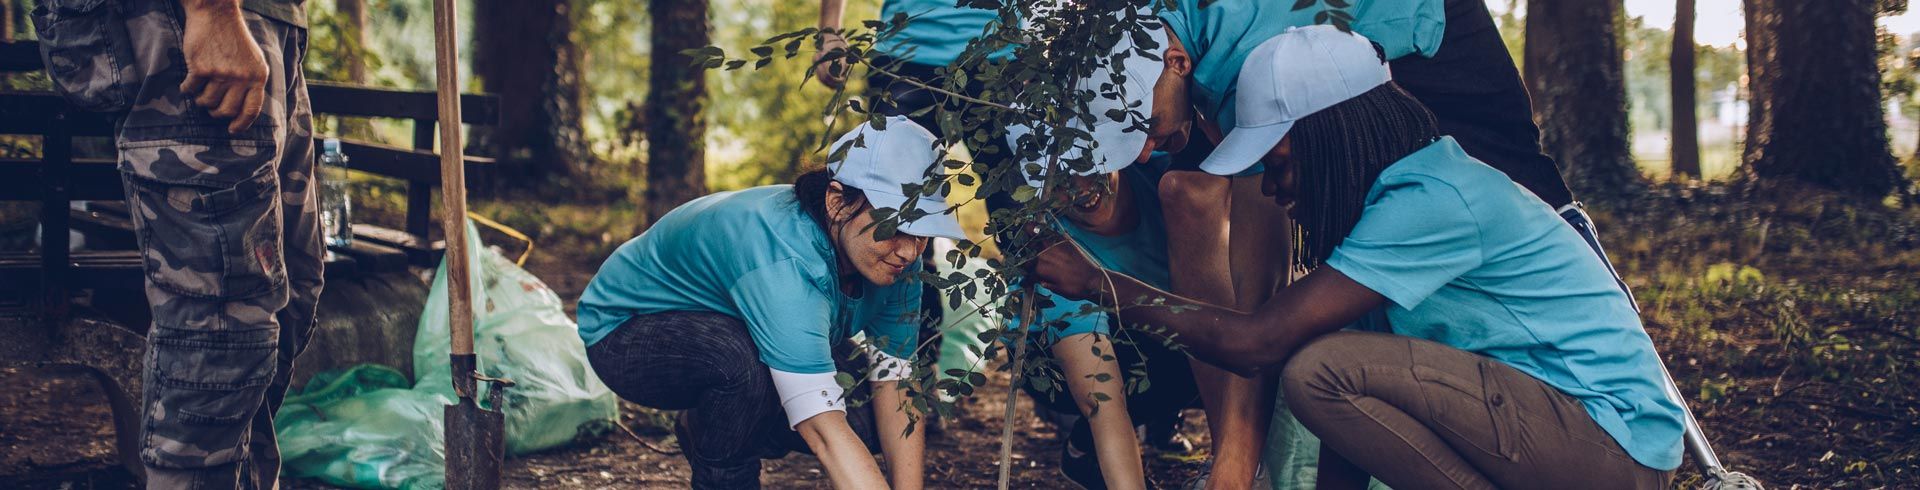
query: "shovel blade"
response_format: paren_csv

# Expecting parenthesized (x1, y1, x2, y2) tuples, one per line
(444, 397, 506, 490)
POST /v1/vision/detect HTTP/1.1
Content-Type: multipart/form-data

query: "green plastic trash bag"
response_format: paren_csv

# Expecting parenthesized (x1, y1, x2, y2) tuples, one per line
(275, 220, 618, 489)
(276, 366, 450, 489)
(413, 221, 620, 454)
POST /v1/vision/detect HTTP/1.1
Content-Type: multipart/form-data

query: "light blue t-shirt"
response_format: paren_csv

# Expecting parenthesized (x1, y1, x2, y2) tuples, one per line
(576, 186, 921, 375)
(876, 0, 1015, 66)
(1022, 163, 1172, 342)
(1158, 0, 1446, 127)
(1323, 137, 1685, 471)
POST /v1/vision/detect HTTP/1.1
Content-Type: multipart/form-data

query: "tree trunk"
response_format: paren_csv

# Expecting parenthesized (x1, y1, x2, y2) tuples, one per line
(1524, 0, 1643, 203)
(1670, 0, 1701, 179)
(1742, 0, 1901, 197)
(337, 0, 367, 84)
(3, 0, 14, 42)
(472, 0, 588, 189)
(643, 0, 710, 225)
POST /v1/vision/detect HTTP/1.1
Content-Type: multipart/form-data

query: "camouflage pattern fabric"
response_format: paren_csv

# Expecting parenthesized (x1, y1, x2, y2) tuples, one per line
(114, 1, 322, 488)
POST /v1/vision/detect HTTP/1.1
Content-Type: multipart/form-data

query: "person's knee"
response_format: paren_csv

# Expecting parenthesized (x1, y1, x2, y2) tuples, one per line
(1158, 170, 1230, 220)
(1280, 332, 1380, 409)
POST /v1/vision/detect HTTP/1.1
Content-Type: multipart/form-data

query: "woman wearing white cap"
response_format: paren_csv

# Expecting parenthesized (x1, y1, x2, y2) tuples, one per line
(1030, 27, 1683, 489)
(576, 116, 965, 489)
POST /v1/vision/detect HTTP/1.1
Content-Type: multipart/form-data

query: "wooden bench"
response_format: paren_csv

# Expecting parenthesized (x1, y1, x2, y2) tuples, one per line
(0, 40, 499, 481)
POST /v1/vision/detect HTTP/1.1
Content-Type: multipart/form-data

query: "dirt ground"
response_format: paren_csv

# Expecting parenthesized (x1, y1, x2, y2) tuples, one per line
(5, 184, 1917, 488)
(0, 366, 1212, 489)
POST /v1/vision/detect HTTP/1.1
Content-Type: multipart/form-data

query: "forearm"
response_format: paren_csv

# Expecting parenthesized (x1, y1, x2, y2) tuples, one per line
(872, 381, 925, 490)
(818, 0, 845, 29)
(796, 411, 890, 489)
(1101, 276, 1286, 375)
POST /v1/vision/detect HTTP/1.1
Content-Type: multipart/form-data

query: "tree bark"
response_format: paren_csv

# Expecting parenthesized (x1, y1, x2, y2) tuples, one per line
(1670, 0, 1701, 179)
(1742, 0, 1901, 197)
(472, 0, 588, 189)
(3, 0, 14, 42)
(337, 0, 368, 84)
(643, 0, 710, 225)
(1524, 0, 1644, 203)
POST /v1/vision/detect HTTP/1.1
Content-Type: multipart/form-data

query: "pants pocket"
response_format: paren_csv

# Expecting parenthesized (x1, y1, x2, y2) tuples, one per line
(1413, 360, 1514, 462)
(142, 326, 277, 468)
(29, 0, 138, 112)
(121, 147, 285, 300)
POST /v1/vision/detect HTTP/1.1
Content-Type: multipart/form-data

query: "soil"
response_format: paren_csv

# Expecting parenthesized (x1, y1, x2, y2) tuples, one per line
(5, 185, 1917, 488)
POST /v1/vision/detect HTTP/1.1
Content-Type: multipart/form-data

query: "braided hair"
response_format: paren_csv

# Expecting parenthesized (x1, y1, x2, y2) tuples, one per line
(1288, 82, 1441, 267)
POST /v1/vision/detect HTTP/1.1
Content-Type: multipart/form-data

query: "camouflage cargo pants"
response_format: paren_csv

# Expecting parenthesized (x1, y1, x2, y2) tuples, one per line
(115, 1, 321, 488)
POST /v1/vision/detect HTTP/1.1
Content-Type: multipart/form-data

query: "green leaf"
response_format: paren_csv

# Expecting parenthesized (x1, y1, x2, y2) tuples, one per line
(835, 372, 856, 390)
(1325, 0, 1351, 8)
(1292, 0, 1317, 11)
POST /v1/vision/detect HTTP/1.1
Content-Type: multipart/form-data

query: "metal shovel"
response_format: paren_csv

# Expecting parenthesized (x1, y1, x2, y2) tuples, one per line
(429, 0, 512, 487)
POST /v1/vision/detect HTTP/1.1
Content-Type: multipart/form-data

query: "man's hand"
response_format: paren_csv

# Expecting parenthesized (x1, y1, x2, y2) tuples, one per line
(1029, 238, 1105, 302)
(179, 1, 268, 134)
(812, 32, 852, 90)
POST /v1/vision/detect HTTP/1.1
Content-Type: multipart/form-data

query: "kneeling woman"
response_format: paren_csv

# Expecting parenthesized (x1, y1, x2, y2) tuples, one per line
(1031, 27, 1684, 489)
(577, 117, 965, 489)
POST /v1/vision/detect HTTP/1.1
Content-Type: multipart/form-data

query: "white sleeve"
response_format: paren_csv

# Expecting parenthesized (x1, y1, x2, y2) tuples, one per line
(866, 347, 913, 382)
(770, 369, 846, 429)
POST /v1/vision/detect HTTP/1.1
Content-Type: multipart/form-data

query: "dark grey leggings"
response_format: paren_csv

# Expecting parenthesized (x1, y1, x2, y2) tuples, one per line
(585, 311, 878, 489)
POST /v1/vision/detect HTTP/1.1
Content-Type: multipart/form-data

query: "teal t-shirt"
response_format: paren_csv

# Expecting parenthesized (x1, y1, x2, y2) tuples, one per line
(875, 0, 1015, 66)
(1158, 0, 1446, 127)
(1022, 163, 1172, 342)
(576, 186, 922, 375)
(1322, 137, 1685, 471)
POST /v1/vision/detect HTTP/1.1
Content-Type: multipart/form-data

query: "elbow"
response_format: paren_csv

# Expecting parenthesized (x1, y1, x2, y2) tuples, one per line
(1215, 324, 1291, 378)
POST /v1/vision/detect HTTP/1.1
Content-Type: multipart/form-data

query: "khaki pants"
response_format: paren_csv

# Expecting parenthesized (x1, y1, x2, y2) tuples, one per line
(1281, 332, 1672, 490)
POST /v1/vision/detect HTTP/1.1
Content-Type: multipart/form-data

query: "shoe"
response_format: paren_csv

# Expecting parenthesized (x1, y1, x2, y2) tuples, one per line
(1181, 463, 1270, 490)
(1139, 423, 1196, 460)
(1059, 426, 1106, 490)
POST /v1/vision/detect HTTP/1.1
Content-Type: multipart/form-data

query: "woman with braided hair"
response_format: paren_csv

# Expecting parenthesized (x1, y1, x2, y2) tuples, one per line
(1029, 27, 1683, 489)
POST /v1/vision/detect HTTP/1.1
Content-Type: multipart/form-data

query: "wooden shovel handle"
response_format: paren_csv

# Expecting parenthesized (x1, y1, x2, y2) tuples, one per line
(431, 0, 474, 362)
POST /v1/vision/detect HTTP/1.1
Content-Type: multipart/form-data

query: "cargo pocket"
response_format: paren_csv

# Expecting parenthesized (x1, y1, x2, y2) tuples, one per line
(120, 139, 286, 299)
(1413, 360, 1515, 462)
(29, 0, 138, 112)
(149, 327, 278, 424)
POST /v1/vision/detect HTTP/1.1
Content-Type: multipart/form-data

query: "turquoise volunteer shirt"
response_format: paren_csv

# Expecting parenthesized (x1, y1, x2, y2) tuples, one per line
(1322, 137, 1685, 470)
(875, 0, 1015, 66)
(1022, 162, 1173, 342)
(1158, 0, 1446, 128)
(576, 186, 921, 375)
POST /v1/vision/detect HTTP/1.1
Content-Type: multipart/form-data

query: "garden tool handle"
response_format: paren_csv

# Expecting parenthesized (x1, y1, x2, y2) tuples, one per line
(1654, 356, 1728, 476)
(430, 0, 476, 399)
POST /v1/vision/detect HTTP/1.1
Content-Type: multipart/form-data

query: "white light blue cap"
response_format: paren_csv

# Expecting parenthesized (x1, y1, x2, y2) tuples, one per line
(828, 116, 968, 241)
(1198, 25, 1392, 176)
(1005, 25, 1169, 189)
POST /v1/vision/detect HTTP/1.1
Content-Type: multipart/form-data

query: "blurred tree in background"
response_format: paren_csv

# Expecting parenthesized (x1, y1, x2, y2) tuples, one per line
(1526, 0, 1647, 203)
(1671, 0, 1699, 179)
(641, 0, 710, 225)
(472, 0, 590, 190)
(1743, 0, 1902, 199)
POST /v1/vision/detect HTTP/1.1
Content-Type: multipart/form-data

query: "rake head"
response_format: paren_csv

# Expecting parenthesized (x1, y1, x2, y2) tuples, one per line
(1701, 470, 1765, 490)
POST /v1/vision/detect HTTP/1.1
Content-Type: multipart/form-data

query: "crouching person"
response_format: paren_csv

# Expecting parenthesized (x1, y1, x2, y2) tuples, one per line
(1029, 27, 1683, 489)
(576, 117, 964, 489)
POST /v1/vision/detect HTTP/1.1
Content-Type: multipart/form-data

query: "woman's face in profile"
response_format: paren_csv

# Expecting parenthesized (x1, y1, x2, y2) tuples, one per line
(1259, 136, 1299, 215)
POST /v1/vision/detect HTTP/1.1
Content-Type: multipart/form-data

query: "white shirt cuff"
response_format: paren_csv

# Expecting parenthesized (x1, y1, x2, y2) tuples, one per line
(867, 348, 914, 382)
(770, 369, 845, 429)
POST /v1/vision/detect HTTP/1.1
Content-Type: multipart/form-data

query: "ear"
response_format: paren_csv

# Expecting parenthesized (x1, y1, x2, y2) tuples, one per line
(1162, 37, 1192, 77)
(825, 181, 855, 223)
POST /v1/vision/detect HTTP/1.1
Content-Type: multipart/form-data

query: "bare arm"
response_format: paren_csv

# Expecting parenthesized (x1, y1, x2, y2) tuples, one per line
(813, 0, 852, 88)
(871, 380, 925, 490)
(796, 411, 891, 489)
(179, 0, 269, 134)
(1030, 241, 1386, 376)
